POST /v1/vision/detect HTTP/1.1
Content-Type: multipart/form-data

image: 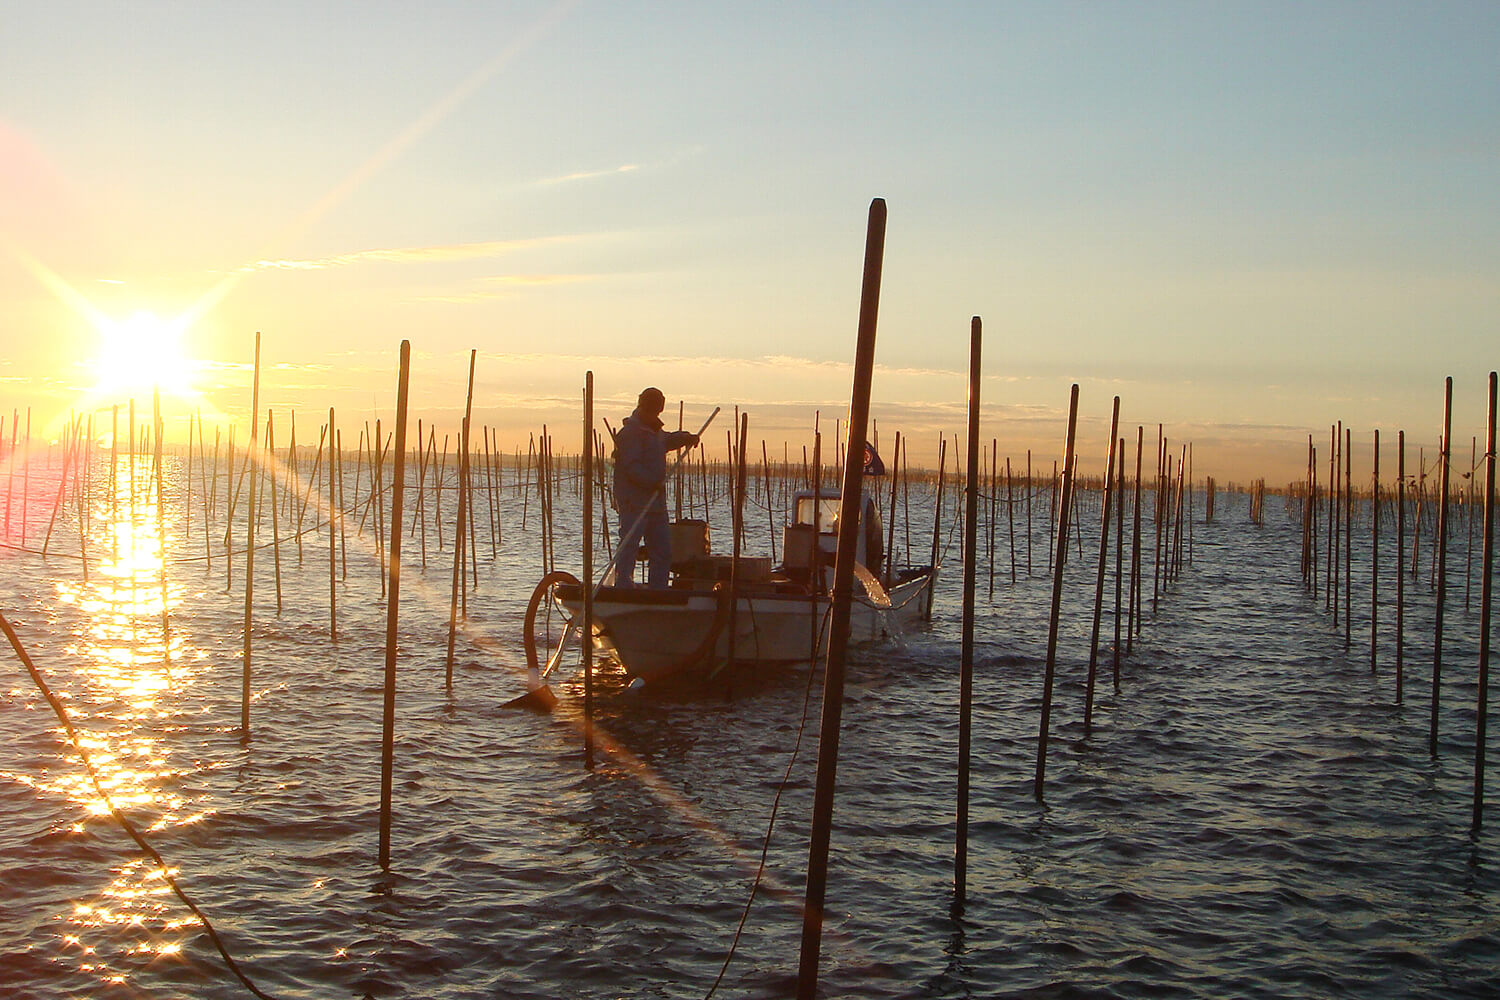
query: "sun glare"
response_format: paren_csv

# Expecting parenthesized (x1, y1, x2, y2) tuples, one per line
(90, 311, 199, 400)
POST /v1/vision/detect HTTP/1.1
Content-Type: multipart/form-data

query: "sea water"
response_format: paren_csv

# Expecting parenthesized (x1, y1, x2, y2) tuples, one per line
(1, 457, 1496, 999)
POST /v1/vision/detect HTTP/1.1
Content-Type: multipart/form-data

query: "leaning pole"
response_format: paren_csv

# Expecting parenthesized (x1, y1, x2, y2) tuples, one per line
(797, 198, 885, 1000)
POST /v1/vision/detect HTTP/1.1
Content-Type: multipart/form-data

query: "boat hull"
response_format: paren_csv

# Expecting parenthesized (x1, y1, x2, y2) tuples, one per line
(558, 571, 931, 684)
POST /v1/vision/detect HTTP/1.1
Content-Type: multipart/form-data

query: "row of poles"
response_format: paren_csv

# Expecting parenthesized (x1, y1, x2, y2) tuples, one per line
(13, 200, 1473, 997)
(20, 216, 1484, 1000)
(950, 323, 1203, 916)
(792, 203, 1211, 994)
(4, 309, 1212, 1000)
(1297, 374, 1497, 834)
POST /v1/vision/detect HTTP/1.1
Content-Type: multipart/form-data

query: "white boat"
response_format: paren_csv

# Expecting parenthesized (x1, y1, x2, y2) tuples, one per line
(522, 491, 934, 686)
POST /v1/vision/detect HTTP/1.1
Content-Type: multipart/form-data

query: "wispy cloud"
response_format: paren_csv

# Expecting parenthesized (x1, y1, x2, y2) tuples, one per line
(245, 235, 584, 272)
(535, 163, 640, 186)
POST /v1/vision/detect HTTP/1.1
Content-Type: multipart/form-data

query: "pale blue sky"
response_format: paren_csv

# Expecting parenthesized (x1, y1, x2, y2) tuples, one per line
(3, 1, 1497, 479)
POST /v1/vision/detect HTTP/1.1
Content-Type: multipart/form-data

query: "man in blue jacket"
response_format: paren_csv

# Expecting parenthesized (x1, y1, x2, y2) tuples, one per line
(612, 387, 699, 588)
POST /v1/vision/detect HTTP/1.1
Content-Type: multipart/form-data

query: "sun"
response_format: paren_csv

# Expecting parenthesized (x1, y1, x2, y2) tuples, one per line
(89, 311, 200, 401)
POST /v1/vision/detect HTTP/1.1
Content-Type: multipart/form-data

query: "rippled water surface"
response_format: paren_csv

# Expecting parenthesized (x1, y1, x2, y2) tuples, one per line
(2, 456, 1497, 999)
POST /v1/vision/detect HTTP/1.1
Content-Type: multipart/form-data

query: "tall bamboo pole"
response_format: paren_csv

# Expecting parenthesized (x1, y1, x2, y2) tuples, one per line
(926, 438, 946, 621)
(266, 411, 283, 615)
(241, 332, 261, 741)
(1084, 396, 1121, 736)
(1345, 426, 1353, 648)
(954, 316, 980, 913)
(377, 340, 412, 871)
(1472, 371, 1495, 832)
(582, 373, 596, 765)
(329, 408, 338, 643)
(1112, 433, 1126, 693)
(797, 197, 884, 1000)
(883, 431, 901, 590)
(1129, 427, 1144, 649)
(153, 391, 169, 663)
(1371, 430, 1380, 674)
(1431, 377, 1453, 756)
(445, 351, 477, 689)
(1397, 430, 1406, 704)
(1035, 384, 1081, 803)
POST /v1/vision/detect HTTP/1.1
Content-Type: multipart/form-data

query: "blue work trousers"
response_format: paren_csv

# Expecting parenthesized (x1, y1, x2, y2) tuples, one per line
(617, 505, 672, 588)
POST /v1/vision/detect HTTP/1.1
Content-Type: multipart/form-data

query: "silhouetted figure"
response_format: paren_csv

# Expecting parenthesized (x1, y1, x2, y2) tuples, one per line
(612, 387, 698, 588)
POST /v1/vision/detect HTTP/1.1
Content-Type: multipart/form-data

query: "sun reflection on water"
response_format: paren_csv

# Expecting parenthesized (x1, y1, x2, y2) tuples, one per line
(33, 455, 213, 982)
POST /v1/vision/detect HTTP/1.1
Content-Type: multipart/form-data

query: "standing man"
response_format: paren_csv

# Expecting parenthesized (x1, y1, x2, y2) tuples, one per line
(612, 387, 699, 588)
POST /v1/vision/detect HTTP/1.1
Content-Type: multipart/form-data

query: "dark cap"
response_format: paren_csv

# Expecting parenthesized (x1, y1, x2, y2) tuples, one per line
(638, 387, 665, 408)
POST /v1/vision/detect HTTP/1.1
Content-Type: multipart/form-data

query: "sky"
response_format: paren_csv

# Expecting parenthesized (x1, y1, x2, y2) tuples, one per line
(2, 1, 1497, 484)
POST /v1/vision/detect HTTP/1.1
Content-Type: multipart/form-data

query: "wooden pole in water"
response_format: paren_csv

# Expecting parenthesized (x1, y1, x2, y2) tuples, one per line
(295, 425, 325, 561)
(1345, 426, 1353, 648)
(1332, 425, 1344, 614)
(1152, 426, 1164, 615)
(1084, 396, 1121, 737)
(3, 408, 13, 537)
(467, 428, 480, 588)
(337, 429, 348, 579)
(241, 332, 261, 741)
(926, 437, 947, 621)
(373, 420, 387, 601)
(987, 438, 997, 599)
(1006, 457, 1015, 584)
(1397, 430, 1406, 704)
(183, 411, 193, 540)
(329, 408, 338, 643)
(202, 422, 214, 570)
(1472, 371, 1495, 833)
(377, 340, 412, 871)
(582, 373, 595, 764)
(1466, 436, 1478, 612)
(1301, 437, 1315, 592)
(223, 424, 236, 587)
(1129, 426, 1144, 650)
(1026, 449, 1033, 577)
(266, 411, 283, 615)
(21, 408, 30, 547)
(1371, 430, 1380, 675)
(445, 350, 477, 689)
(727, 411, 750, 693)
(1113, 433, 1126, 693)
(40, 418, 74, 556)
(883, 431, 901, 590)
(1431, 377, 1453, 756)
(153, 392, 169, 662)
(797, 196, 884, 1000)
(1034, 384, 1081, 803)
(955, 316, 981, 914)
(765, 439, 779, 565)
